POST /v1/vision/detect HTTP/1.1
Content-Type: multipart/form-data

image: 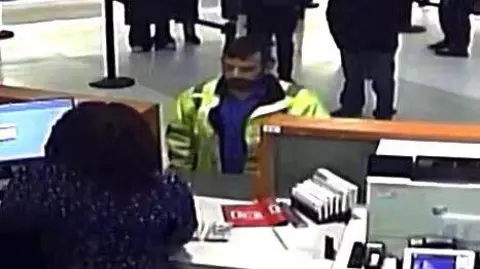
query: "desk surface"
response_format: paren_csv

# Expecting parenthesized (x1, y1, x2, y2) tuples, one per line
(376, 139, 480, 159)
(173, 196, 367, 269)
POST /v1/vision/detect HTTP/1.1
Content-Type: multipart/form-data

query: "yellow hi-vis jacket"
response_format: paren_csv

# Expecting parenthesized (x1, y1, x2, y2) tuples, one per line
(165, 76, 330, 173)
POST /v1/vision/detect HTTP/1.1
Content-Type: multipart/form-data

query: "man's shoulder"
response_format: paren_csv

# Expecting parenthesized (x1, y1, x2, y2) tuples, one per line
(278, 80, 312, 96)
(188, 78, 221, 94)
(175, 78, 220, 104)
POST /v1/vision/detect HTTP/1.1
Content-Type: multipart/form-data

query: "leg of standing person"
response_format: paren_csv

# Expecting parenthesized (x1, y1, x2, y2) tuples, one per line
(183, 21, 201, 45)
(128, 2, 152, 52)
(272, 7, 297, 82)
(456, 0, 473, 49)
(331, 51, 367, 118)
(247, 7, 273, 50)
(129, 19, 152, 52)
(369, 51, 397, 120)
(154, 14, 176, 50)
(428, 0, 452, 49)
(435, 0, 470, 57)
(182, 0, 201, 45)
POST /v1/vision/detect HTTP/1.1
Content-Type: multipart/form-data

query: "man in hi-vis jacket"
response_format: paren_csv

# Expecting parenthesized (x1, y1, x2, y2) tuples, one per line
(166, 36, 329, 174)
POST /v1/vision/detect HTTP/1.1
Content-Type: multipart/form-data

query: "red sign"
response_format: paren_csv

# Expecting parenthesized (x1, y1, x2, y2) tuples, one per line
(221, 198, 288, 227)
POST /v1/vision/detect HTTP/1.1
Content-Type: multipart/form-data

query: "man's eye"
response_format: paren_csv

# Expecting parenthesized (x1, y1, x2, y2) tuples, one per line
(224, 65, 235, 71)
(239, 67, 255, 72)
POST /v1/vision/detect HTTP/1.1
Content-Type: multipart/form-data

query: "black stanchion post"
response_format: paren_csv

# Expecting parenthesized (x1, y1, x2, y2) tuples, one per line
(398, 0, 426, 33)
(0, 2, 14, 41)
(90, 0, 135, 89)
(0, 30, 14, 40)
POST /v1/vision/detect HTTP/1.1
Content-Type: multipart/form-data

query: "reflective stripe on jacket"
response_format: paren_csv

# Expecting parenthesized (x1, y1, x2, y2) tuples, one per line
(166, 77, 330, 173)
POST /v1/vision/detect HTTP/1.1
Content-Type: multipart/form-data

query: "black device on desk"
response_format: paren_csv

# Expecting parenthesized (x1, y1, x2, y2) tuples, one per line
(413, 156, 480, 183)
(367, 155, 413, 178)
(347, 242, 387, 269)
(408, 236, 457, 249)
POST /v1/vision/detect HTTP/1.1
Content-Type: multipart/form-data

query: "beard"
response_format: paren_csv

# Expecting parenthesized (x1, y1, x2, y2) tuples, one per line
(225, 78, 251, 91)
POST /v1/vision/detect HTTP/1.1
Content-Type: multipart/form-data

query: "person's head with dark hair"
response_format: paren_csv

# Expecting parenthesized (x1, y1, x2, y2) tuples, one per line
(222, 35, 274, 91)
(44, 101, 158, 193)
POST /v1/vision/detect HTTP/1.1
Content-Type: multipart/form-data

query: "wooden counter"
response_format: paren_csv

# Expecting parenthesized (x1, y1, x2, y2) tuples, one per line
(255, 114, 480, 198)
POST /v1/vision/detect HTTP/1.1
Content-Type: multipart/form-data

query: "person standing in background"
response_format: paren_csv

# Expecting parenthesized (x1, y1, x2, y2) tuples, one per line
(245, 0, 302, 82)
(327, 0, 399, 120)
(125, 0, 176, 52)
(428, 0, 473, 57)
(172, 0, 202, 45)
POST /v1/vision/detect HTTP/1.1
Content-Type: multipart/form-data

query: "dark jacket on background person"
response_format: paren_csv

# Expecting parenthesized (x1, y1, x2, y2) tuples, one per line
(326, 0, 400, 52)
(121, 0, 198, 25)
(172, 0, 199, 22)
(243, 0, 307, 14)
(121, 0, 174, 25)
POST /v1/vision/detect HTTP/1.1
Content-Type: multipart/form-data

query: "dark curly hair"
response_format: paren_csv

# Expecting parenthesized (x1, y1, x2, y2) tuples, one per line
(44, 101, 158, 193)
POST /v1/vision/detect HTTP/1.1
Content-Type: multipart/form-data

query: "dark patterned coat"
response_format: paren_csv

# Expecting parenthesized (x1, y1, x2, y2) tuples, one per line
(0, 163, 198, 269)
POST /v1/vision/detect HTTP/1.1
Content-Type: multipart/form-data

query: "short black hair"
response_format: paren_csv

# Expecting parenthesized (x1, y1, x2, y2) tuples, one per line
(45, 102, 158, 193)
(223, 35, 272, 65)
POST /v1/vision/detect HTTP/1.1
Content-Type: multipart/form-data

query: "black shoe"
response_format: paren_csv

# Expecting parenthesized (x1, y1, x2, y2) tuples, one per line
(428, 40, 448, 50)
(154, 39, 176, 51)
(166, 35, 175, 44)
(330, 108, 363, 118)
(398, 25, 426, 34)
(434, 47, 469, 58)
(185, 35, 201, 45)
(131, 45, 152, 53)
(374, 114, 394, 120)
(373, 109, 396, 120)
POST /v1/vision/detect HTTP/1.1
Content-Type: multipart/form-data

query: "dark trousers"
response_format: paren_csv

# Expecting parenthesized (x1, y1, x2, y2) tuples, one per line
(439, 0, 472, 49)
(247, 6, 297, 81)
(129, 17, 171, 48)
(339, 50, 396, 117)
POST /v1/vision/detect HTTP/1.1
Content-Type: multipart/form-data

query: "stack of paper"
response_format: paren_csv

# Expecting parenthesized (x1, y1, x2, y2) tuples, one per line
(291, 168, 358, 224)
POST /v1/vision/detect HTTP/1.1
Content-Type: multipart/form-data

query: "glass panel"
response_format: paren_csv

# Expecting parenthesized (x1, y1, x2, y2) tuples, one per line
(182, 172, 252, 200)
(272, 136, 380, 203)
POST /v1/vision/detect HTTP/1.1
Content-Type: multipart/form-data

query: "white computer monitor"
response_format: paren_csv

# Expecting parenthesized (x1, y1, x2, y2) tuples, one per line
(402, 248, 475, 269)
(0, 98, 74, 163)
(367, 176, 480, 257)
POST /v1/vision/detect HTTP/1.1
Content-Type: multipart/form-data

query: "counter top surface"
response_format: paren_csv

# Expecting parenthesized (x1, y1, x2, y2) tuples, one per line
(172, 196, 367, 269)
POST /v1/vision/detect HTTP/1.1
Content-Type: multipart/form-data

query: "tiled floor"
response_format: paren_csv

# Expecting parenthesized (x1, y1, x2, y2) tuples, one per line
(1, 1, 480, 123)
